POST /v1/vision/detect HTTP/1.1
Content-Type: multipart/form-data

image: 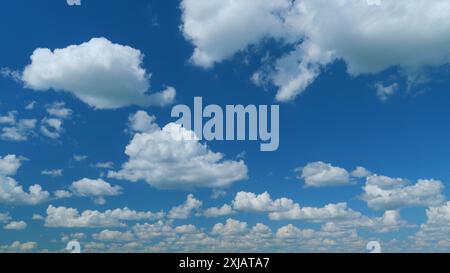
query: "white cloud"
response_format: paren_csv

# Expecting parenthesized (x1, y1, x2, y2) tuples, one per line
(232, 191, 275, 212)
(0, 154, 22, 177)
(45, 205, 164, 228)
(211, 189, 227, 199)
(21, 37, 176, 109)
(93, 162, 114, 170)
(299, 162, 351, 187)
(231, 191, 360, 222)
(168, 194, 202, 219)
(0, 176, 50, 205)
(413, 202, 450, 249)
(229, 190, 410, 232)
(132, 221, 175, 240)
(175, 224, 198, 234)
(54, 190, 73, 199)
(0, 241, 37, 253)
(276, 224, 314, 240)
(181, 0, 289, 68)
(0, 111, 16, 125)
(374, 82, 398, 102)
(41, 169, 63, 177)
(67, 0, 81, 6)
(92, 230, 134, 242)
(70, 178, 122, 197)
(127, 110, 159, 133)
(40, 117, 63, 139)
(25, 101, 36, 110)
(0, 112, 36, 142)
(0, 67, 21, 82)
(108, 116, 248, 189)
(4, 221, 27, 230)
(0, 212, 11, 223)
(31, 214, 44, 221)
(351, 166, 372, 178)
(46, 102, 72, 119)
(69, 178, 122, 205)
(73, 155, 88, 162)
(268, 202, 362, 222)
(203, 204, 235, 218)
(181, 0, 450, 101)
(211, 218, 248, 236)
(425, 202, 450, 225)
(362, 175, 445, 210)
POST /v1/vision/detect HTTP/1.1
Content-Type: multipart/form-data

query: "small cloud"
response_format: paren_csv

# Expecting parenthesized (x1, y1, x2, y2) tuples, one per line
(46, 102, 73, 119)
(41, 169, 63, 177)
(73, 155, 88, 162)
(25, 101, 36, 110)
(93, 162, 114, 170)
(374, 82, 399, 102)
(4, 221, 27, 230)
(67, 0, 81, 6)
(54, 190, 73, 199)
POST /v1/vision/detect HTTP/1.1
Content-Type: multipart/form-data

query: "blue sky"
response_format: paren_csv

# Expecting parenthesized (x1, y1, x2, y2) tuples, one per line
(0, 0, 450, 253)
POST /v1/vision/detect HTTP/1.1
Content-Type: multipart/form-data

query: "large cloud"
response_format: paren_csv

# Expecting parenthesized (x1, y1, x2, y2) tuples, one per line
(108, 111, 248, 189)
(181, 0, 290, 68)
(181, 0, 450, 101)
(21, 37, 175, 109)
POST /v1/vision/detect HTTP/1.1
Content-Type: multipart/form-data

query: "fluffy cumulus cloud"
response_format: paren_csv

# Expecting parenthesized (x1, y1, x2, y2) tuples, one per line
(0, 241, 37, 253)
(203, 204, 236, 218)
(413, 202, 450, 249)
(0, 154, 50, 206)
(231, 191, 358, 222)
(299, 162, 351, 187)
(70, 178, 122, 197)
(44, 205, 164, 228)
(127, 110, 159, 133)
(108, 112, 248, 189)
(21, 37, 175, 109)
(361, 175, 445, 210)
(0, 177, 50, 205)
(168, 194, 202, 219)
(225, 190, 412, 234)
(0, 155, 22, 177)
(181, 0, 290, 68)
(85, 219, 362, 252)
(4, 221, 27, 230)
(58, 190, 418, 252)
(92, 230, 134, 242)
(211, 218, 248, 236)
(181, 0, 450, 101)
